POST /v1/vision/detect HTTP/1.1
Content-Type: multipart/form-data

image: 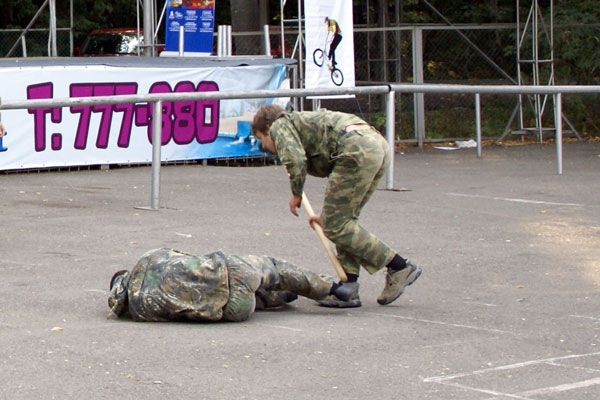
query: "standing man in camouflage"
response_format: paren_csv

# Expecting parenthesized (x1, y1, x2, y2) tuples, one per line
(107, 248, 358, 322)
(251, 105, 422, 308)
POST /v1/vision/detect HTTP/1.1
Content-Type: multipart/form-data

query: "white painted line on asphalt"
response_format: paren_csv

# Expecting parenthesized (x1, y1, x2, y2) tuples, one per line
(444, 381, 533, 400)
(424, 351, 600, 383)
(464, 300, 498, 307)
(420, 340, 473, 349)
(446, 192, 584, 207)
(570, 314, 600, 321)
(254, 323, 305, 332)
(515, 376, 600, 397)
(363, 312, 517, 335)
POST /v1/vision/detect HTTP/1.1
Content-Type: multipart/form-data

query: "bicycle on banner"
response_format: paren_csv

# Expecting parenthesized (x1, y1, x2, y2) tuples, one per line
(313, 44, 344, 86)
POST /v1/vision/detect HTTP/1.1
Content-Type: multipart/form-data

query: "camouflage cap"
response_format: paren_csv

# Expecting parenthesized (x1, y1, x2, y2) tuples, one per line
(107, 270, 131, 320)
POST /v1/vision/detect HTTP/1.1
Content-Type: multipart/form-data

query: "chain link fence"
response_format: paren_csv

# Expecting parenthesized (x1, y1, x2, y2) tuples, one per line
(2, 23, 599, 141)
(325, 23, 600, 141)
(0, 28, 73, 57)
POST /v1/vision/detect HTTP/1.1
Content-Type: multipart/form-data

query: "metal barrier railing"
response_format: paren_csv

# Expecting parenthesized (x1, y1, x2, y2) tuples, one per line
(2, 83, 600, 209)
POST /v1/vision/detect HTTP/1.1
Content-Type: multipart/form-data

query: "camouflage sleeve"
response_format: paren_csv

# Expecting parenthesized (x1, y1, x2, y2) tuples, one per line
(271, 118, 307, 197)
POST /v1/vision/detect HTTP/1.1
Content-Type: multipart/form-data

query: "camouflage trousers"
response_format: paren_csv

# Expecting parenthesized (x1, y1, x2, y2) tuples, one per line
(321, 127, 397, 276)
(223, 255, 333, 322)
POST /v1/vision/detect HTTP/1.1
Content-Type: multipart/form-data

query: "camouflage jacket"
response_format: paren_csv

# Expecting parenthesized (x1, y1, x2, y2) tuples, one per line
(107, 248, 333, 323)
(270, 109, 367, 196)
(116, 248, 232, 322)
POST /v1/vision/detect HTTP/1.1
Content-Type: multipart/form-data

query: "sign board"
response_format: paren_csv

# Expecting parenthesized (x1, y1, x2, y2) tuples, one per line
(304, 0, 355, 97)
(165, 0, 216, 55)
(0, 61, 288, 171)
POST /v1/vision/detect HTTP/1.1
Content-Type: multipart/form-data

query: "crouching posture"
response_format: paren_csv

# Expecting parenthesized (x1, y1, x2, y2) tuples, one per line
(108, 248, 357, 322)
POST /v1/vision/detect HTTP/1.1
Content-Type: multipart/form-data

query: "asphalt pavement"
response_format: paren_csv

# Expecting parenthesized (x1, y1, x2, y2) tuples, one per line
(1, 140, 599, 399)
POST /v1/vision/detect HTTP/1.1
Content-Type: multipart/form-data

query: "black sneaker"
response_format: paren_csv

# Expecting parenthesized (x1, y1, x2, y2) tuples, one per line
(318, 294, 362, 308)
(333, 281, 359, 302)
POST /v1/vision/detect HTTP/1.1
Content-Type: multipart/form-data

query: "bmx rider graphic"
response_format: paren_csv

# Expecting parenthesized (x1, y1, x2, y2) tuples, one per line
(312, 16, 344, 86)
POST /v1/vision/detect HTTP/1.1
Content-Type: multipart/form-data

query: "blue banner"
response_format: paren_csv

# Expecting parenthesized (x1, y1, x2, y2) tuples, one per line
(165, 0, 215, 54)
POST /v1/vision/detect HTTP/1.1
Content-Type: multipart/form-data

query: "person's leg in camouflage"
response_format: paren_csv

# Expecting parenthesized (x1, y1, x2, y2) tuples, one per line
(321, 128, 421, 306)
(238, 255, 356, 309)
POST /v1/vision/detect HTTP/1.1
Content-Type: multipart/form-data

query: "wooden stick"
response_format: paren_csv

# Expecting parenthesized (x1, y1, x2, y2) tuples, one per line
(301, 191, 348, 282)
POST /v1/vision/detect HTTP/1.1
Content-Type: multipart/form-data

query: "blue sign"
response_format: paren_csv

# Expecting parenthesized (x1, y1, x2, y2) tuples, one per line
(165, 1, 215, 54)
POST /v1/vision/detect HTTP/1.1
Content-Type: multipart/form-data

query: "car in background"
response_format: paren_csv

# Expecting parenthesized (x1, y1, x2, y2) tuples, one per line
(74, 28, 144, 56)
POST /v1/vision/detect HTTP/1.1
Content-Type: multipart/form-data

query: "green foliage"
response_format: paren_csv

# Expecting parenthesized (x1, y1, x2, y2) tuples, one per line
(369, 112, 388, 133)
(1, 0, 141, 46)
(0, 0, 38, 28)
(69, 0, 140, 45)
(554, 0, 600, 84)
(563, 94, 600, 135)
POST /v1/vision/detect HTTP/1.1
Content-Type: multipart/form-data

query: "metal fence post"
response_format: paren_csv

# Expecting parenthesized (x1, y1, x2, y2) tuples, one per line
(178, 26, 184, 56)
(48, 0, 57, 56)
(412, 27, 425, 148)
(386, 90, 396, 190)
(133, 100, 162, 211)
(554, 93, 563, 175)
(263, 25, 271, 56)
(142, 0, 154, 57)
(475, 93, 482, 158)
(151, 100, 162, 210)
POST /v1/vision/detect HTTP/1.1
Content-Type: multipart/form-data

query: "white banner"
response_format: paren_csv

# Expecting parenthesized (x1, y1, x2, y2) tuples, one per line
(304, 0, 355, 96)
(0, 62, 288, 171)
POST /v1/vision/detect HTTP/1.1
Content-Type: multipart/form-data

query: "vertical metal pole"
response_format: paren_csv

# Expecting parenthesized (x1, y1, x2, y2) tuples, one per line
(291, 65, 299, 110)
(151, 100, 162, 209)
(412, 27, 425, 148)
(554, 92, 563, 175)
(263, 25, 271, 56)
(226, 25, 232, 56)
(516, 0, 524, 131)
(178, 25, 185, 56)
(143, 0, 154, 57)
(21, 37, 27, 57)
(136, 0, 141, 56)
(49, 0, 57, 56)
(69, 0, 74, 56)
(297, 0, 304, 90)
(385, 90, 396, 190)
(475, 93, 482, 158)
(217, 25, 223, 56)
(280, 0, 285, 59)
